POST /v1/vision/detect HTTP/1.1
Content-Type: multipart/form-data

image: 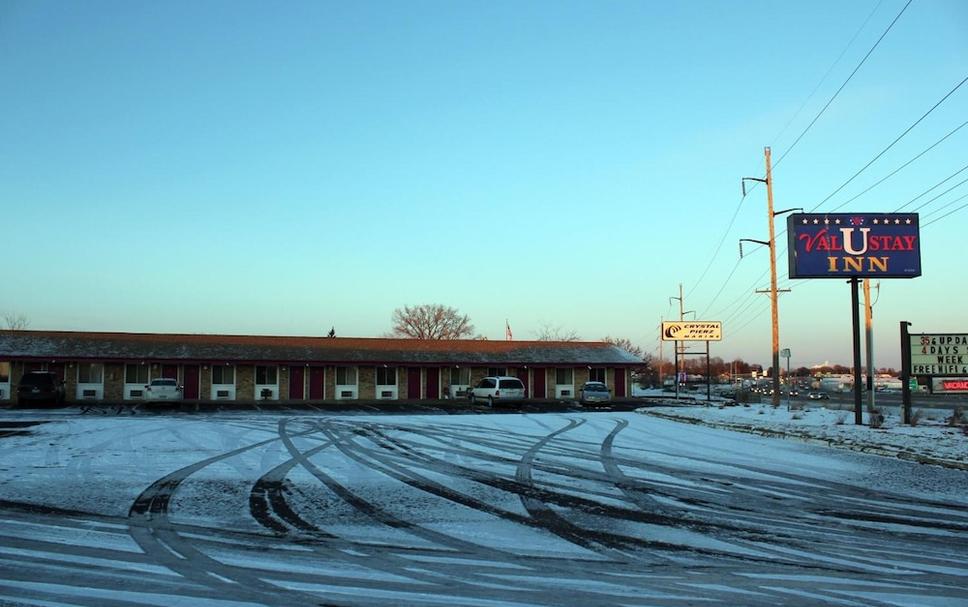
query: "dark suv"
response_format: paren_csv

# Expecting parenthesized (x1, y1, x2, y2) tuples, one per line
(17, 372, 66, 406)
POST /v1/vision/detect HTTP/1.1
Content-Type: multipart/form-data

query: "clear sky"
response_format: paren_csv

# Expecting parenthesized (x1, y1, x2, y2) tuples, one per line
(1, 0, 966, 370)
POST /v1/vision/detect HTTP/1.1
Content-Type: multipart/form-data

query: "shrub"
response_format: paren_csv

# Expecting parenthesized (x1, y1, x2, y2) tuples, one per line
(868, 409, 884, 429)
(909, 409, 922, 427)
(791, 412, 803, 420)
(948, 407, 965, 427)
(835, 413, 847, 425)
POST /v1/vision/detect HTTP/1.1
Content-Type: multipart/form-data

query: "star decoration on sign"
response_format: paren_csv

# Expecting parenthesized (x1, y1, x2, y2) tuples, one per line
(834, 219, 841, 224)
(802, 218, 809, 224)
(823, 219, 830, 225)
(894, 218, 901, 224)
(905, 218, 912, 224)
(873, 219, 879, 224)
(813, 218, 819, 224)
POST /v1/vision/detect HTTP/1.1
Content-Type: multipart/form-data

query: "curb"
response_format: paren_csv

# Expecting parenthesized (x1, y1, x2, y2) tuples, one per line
(640, 409, 968, 472)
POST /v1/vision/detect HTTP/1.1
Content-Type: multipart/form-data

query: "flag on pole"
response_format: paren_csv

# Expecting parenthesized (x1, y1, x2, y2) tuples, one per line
(505, 319, 513, 341)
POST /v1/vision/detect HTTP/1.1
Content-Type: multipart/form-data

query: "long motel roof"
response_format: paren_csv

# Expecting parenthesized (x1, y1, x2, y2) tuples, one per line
(0, 331, 644, 366)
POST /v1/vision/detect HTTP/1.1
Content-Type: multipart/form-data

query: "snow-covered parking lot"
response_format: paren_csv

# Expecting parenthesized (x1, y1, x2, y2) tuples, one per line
(0, 408, 965, 607)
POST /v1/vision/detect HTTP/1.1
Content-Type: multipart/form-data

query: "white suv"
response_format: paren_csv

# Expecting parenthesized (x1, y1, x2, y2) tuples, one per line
(469, 376, 526, 407)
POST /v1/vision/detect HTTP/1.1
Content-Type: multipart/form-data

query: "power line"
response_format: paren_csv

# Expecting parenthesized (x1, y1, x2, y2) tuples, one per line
(923, 195, 968, 227)
(774, 0, 914, 169)
(809, 74, 968, 212)
(827, 120, 968, 212)
(686, 193, 747, 299)
(894, 163, 968, 211)
(912, 176, 968, 212)
(770, 0, 886, 150)
(921, 190, 968, 220)
(697, 257, 743, 317)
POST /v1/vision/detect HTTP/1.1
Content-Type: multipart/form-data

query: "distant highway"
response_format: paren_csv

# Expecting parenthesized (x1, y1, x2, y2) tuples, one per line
(789, 390, 965, 413)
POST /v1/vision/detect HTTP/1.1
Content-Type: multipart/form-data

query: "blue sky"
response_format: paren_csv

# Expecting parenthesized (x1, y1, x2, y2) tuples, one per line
(1, 0, 966, 369)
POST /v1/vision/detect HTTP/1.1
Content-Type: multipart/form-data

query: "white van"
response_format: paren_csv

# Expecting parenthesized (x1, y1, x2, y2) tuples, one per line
(469, 376, 526, 407)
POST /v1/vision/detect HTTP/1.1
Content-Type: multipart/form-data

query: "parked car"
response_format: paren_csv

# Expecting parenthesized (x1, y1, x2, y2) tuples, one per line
(579, 381, 611, 405)
(807, 391, 829, 400)
(144, 378, 183, 403)
(788, 389, 799, 397)
(16, 372, 65, 405)
(468, 376, 526, 407)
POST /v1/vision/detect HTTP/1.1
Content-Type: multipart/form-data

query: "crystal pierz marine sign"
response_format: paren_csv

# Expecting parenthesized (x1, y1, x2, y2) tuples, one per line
(787, 213, 921, 279)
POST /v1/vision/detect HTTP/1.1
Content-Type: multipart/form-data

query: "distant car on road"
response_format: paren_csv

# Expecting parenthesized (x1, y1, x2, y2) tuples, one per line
(144, 378, 183, 403)
(788, 389, 799, 397)
(469, 376, 526, 407)
(16, 372, 65, 406)
(807, 391, 830, 400)
(579, 381, 611, 405)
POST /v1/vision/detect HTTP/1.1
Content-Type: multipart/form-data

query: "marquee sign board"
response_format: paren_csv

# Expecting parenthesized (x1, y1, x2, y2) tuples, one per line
(932, 378, 968, 393)
(787, 213, 921, 279)
(910, 334, 968, 377)
(661, 321, 722, 342)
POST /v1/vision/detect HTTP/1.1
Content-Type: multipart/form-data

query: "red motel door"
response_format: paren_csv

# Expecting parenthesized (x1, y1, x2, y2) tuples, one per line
(289, 366, 305, 400)
(183, 365, 200, 399)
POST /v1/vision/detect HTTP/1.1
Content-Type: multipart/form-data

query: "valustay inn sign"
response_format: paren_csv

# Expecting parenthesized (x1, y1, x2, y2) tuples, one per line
(787, 213, 921, 279)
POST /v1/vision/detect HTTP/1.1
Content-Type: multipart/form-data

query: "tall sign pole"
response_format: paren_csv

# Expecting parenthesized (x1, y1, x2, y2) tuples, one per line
(900, 321, 912, 425)
(662, 321, 722, 402)
(787, 212, 921, 425)
(864, 279, 875, 412)
(850, 278, 863, 425)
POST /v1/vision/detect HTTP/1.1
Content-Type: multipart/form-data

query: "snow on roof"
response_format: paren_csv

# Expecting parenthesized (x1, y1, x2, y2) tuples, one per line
(0, 330, 644, 366)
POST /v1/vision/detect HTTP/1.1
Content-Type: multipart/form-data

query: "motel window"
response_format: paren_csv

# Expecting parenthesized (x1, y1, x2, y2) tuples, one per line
(0, 362, 9, 383)
(589, 368, 606, 383)
(78, 363, 104, 384)
(336, 366, 357, 385)
(212, 366, 235, 385)
(487, 367, 507, 377)
(450, 368, 470, 385)
(125, 364, 149, 384)
(255, 366, 277, 385)
(376, 367, 397, 385)
(555, 368, 573, 385)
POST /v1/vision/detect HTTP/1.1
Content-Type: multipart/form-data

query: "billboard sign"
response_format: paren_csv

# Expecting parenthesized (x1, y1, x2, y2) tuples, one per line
(661, 321, 722, 342)
(787, 213, 921, 279)
(910, 334, 968, 377)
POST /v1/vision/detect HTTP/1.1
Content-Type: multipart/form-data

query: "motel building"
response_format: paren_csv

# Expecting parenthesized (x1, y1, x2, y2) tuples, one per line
(0, 331, 641, 406)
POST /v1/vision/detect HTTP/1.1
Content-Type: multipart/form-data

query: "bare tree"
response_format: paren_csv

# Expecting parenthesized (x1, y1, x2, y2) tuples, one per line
(602, 336, 643, 358)
(534, 323, 581, 342)
(603, 336, 654, 385)
(390, 304, 474, 340)
(3, 313, 29, 331)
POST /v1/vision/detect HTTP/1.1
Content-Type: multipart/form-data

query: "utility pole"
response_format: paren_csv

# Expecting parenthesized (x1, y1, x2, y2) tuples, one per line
(668, 285, 694, 400)
(740, 147, 799, 408)
(864, 279, 875, 412)
(658, 316, 664, 388)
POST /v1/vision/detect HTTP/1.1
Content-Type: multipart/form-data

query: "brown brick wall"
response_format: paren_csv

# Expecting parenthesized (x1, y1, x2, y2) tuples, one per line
(469, 367, 487, 387)
(237, 365, 254, 401)
(278, 366, 289, 402)
(9, 362, 23, 405)
(325, 366, 337, 399)
(398, 367, 410, 399)
(64, 363, 78, 403)
(200, 366, 212, 401)
(104, 363, 124, 401)
(359, 367, 375, 400)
